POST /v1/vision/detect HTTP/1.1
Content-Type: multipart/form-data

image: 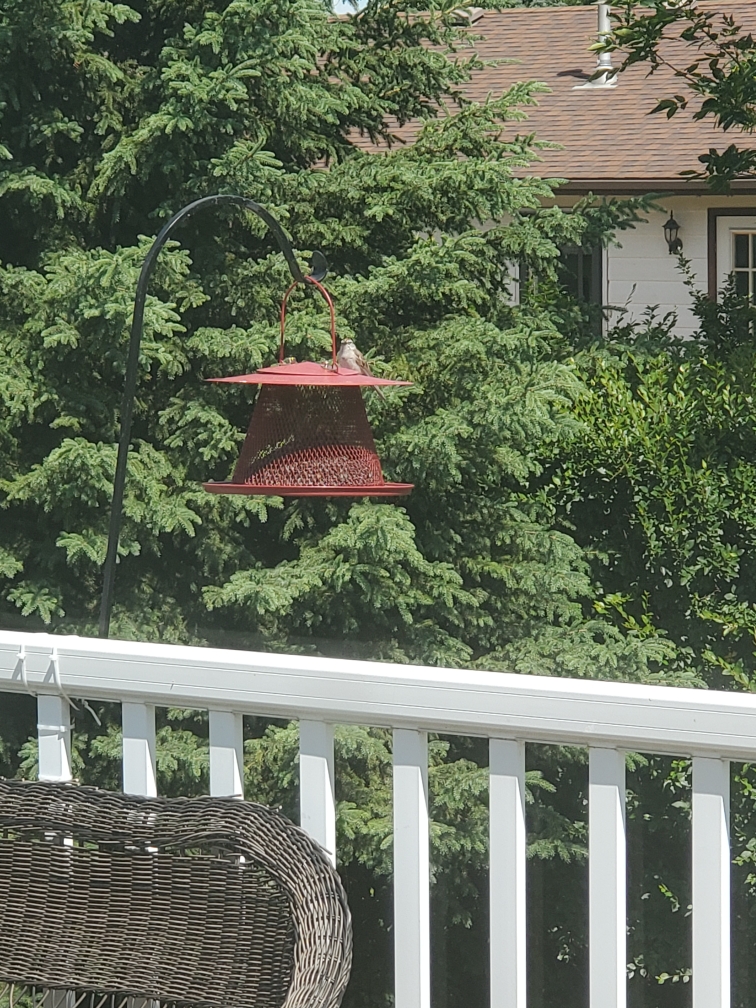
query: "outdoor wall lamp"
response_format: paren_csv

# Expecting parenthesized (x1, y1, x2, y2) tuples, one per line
(664, 212, 683, 254)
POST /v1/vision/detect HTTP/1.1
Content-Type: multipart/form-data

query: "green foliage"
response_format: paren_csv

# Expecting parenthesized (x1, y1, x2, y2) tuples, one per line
(552, 281, 756, 1005)
(0, 0, 669, 681)
(562, 277, 756, 687)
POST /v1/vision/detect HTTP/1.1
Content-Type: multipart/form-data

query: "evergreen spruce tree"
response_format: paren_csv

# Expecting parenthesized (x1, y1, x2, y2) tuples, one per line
(0, 0, 673, 674)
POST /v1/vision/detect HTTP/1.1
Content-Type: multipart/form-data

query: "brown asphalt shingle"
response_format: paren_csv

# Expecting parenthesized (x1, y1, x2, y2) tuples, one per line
(353, 3, 756, 191)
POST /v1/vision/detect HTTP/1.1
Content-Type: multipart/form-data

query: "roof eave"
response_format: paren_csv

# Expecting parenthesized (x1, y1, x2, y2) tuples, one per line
(553, 178, 756, 196)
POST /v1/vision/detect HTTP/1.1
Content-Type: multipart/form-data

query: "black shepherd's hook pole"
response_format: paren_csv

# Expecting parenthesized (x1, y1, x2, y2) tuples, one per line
(98, 194, 322, 638)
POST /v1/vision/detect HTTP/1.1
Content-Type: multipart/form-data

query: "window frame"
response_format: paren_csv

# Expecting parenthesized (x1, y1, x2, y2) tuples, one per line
(707, 208, 756, 298)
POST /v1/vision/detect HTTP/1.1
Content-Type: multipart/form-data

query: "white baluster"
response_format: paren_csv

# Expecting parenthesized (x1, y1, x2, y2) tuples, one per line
(299, 720, 336, 864)
(38, 696, 74, 1008)
(43, 990, 75, 1008)
(589, 747, 626, 1008)
(393, 728, 431, 1008)
(37, 695, 72, 783)
(489, 739, 526, 1008)
(209, 711, 244, 798)
(121, 702, 156, 797)
(692, 757, 730, 1008)
(121, 703, 158, 1008)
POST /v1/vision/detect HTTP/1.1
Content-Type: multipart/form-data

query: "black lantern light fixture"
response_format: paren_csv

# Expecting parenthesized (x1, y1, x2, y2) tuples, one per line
(664, 211, 683, 254)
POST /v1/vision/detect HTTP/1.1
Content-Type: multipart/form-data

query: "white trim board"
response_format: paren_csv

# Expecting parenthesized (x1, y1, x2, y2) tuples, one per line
(3, 630, 756, 758)
(716, 214, 756, 292)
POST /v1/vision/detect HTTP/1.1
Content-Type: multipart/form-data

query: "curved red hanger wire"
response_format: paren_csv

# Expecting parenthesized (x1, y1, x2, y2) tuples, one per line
(279, 276, 337, 367)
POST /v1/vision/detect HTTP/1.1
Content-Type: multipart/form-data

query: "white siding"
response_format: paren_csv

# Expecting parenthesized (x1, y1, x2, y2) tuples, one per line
(603, 195, 756, 338)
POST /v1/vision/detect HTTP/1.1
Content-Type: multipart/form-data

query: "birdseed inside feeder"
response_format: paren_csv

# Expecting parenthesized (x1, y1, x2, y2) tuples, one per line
(203, 277, 413, 498)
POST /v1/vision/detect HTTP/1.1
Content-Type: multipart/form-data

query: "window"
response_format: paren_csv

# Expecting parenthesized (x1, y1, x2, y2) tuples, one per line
(713, 213, 756, 297)
(558, 245, 602, 304)
(732, 232, 756, 299)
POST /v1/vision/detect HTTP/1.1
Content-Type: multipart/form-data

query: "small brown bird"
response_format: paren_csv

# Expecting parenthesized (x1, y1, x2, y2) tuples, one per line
(337, 338, 385, 399)
(337, 338, 371, 375)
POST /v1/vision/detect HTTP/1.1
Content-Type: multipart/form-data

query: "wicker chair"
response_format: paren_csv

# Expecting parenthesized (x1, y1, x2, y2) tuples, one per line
(0, 779, 351, 1008)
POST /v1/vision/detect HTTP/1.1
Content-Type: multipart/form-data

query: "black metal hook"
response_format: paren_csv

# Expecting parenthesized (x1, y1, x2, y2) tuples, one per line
(98, 194, 326, 638)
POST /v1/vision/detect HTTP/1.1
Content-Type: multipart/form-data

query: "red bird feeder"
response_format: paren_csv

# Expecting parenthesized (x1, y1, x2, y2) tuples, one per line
(203, 278, 413, 498)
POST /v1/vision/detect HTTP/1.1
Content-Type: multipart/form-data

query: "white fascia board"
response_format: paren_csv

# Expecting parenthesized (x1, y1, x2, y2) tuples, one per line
(2, 630, 756, 758)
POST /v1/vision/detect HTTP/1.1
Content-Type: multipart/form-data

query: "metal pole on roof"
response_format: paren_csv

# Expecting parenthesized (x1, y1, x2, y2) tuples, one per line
(575, 2, 617, 89)
(596, 3, 615, 84)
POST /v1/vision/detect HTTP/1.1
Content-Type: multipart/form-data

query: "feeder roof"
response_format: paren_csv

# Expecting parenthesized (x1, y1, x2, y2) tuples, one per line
(207, 361, 412, 387)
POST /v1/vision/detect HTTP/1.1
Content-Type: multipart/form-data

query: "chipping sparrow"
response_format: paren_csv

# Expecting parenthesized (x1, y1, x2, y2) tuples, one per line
(337, 339, 372, 374)
(337, 339, 385, 399)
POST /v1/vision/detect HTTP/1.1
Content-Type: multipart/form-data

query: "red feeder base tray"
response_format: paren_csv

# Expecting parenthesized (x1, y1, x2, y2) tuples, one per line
(203, 481, 413, 498)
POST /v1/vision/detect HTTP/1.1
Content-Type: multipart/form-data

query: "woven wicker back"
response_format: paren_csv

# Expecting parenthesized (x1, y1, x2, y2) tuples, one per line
(0, 780, 351, 1008)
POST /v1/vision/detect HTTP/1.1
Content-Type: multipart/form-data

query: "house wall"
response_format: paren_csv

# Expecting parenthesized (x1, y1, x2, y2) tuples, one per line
(600, 195, 756, 338)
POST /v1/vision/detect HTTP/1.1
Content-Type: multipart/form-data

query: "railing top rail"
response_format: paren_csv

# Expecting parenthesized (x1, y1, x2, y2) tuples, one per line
(2, 629, 756, 759)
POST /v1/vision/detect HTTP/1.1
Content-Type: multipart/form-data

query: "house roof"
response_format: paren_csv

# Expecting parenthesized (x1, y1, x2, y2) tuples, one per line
(355, 2, 756, 193)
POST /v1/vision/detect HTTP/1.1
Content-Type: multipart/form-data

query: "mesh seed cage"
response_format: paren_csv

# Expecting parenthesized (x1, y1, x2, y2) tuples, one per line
(203, 278, 413, 498)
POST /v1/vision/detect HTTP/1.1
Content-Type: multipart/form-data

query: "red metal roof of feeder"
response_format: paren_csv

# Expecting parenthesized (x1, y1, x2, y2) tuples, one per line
(207, 361, 412, 387)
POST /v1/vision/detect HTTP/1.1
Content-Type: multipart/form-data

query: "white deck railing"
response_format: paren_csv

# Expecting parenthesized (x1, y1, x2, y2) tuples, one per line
(0, 630, 749, 1008)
